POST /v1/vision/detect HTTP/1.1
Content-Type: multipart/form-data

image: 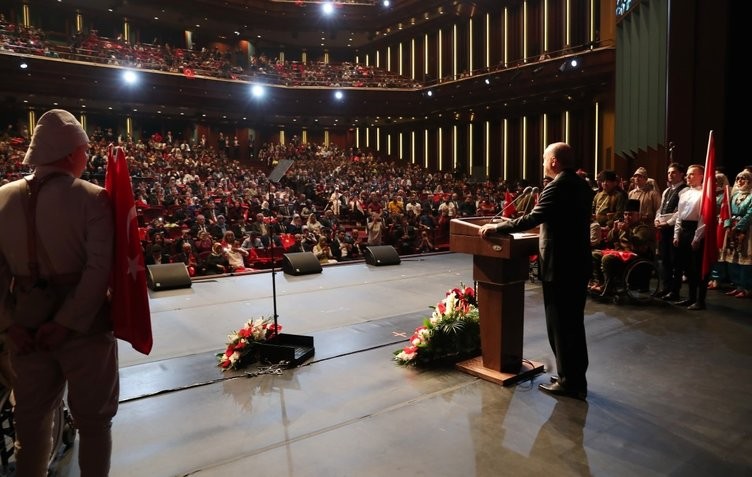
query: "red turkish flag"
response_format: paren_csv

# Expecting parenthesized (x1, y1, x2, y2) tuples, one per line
(183, 67, 195, 79)
(502, 190, 516, 218)
(105, 146, 153, 355)
(700, 131, 718, 279)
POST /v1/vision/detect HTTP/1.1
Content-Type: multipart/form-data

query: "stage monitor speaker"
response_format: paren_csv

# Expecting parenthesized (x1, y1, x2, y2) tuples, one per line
(146, 263, 192, 291)
(282, 252, 323, 276)
(364, 245, 401, 266)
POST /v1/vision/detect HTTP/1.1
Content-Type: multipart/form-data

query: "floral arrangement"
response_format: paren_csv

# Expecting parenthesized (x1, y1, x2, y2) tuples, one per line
(394, 284, 481, 366)
(217, 317, 282, 371)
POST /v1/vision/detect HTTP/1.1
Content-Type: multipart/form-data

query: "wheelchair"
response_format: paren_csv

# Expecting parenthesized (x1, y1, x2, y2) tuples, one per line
(0, 384, 76, 476)
(590, 257, 660, 305)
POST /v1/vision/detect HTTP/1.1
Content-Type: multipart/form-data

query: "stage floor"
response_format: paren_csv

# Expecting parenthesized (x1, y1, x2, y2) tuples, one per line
(55, 252, 751, 477)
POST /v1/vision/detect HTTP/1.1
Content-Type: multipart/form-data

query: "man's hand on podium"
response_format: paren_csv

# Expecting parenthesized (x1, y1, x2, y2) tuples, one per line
(479, 219, 511, 239)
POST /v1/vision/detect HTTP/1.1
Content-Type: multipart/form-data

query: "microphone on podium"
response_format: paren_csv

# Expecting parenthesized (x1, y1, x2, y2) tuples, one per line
(519, 186, 540, 214)
(491, 186, 533, 222)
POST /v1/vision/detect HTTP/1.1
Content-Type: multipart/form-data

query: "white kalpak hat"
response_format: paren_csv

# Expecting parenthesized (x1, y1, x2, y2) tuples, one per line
(23, 109, 89, 166)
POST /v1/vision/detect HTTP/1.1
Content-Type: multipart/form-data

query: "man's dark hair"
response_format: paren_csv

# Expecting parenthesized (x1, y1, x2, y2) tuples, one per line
(668, 162, 686, 173)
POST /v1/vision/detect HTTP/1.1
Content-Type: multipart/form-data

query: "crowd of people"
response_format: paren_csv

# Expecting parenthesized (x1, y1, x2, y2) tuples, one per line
(587, 163, 752, 308)
(3, 118, 750, 300)
(1, 125, 540, 278)
(0, 16, 417, 89)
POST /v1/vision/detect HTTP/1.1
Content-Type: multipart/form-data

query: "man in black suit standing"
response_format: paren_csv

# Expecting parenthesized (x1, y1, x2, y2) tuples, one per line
(480, 142, 593, 399)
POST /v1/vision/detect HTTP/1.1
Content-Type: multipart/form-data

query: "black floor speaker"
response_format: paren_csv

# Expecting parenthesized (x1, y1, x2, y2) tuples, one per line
(364, 245, 401, 266)
(146, 263, 192, 291)
(282, 252, 323, 275)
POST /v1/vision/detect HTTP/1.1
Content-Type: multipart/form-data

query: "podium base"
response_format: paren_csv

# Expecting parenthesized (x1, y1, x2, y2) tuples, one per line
(455, 356, 544, 386)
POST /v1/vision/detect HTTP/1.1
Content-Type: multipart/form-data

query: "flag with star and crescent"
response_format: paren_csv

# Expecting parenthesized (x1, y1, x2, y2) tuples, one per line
(105, 145, 153, 354)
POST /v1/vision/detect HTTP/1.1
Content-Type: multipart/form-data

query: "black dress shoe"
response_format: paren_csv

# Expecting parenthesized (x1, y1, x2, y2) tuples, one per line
(687, 302, 705, 310)
(661, 292, 680, 301)
(652, 289, 669, 298)
(538, 382, 587, 400)
(550, 375, 559, 383)
(671, 299, 692, 307)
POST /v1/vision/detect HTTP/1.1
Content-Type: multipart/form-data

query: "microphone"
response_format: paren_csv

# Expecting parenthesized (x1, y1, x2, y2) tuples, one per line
(492, 187, 533, 221)
(522, 187, 540, 213)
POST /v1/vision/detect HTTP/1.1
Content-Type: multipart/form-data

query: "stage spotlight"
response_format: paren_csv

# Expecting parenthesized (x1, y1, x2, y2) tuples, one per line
(251, 84, 265, 98)
(19, 62, 28, 69)
(122, 70, 138, 85)
(334, 90, 344, 101)
(484, 78, 491, 85)
(322, 2, 335, 15)
(426, 90, 434, 97)
(383, 0, 391, 6)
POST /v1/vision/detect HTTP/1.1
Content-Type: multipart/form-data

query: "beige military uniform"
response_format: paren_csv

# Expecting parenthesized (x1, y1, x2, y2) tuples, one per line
(0, 168, 117, 476)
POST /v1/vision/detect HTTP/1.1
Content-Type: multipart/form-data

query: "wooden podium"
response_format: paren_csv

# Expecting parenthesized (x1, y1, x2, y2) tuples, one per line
(450, 217, 544, 386)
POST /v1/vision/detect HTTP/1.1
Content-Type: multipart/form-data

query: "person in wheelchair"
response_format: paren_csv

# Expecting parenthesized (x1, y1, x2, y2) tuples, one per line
(590, 199, 656, 295)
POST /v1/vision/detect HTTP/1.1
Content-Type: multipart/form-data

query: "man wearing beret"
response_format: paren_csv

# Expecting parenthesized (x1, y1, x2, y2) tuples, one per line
(0, 109, 117, 475)
(479, 142, 593, 400)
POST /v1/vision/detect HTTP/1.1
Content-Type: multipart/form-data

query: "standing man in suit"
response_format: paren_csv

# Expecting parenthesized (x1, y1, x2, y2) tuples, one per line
(479, 142, 593, 400)
(0, 109, 117, 475)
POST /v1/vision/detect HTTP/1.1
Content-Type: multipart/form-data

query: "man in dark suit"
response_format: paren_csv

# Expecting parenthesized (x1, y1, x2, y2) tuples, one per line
(480, 142, 593, 399)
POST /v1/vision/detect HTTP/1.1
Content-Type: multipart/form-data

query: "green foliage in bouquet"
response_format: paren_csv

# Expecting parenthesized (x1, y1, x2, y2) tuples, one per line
(394, 284, 481, 366)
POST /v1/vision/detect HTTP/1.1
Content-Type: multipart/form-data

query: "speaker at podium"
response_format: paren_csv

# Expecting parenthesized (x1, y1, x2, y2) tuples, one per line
(146, 263, 192, 291)
(364, 245, 401, 266)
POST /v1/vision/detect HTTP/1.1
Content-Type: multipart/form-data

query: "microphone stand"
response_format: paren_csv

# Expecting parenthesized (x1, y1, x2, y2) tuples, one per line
(257, 215, 315, 367)
(268, 221, 279, 337)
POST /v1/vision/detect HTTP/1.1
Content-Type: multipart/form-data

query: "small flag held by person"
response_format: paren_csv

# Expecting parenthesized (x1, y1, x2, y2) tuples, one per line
(105, 146, 153, 355)
(717, 184, 731, 248)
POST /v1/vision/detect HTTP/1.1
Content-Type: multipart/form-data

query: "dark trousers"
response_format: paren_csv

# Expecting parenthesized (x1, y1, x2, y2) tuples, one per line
(542, 279, 589, 392)
(674, 221, 708, 304)
(658, 226, 678, 292)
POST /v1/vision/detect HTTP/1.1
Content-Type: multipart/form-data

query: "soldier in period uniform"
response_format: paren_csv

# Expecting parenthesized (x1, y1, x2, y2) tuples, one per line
(0, 109, 117, 475)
